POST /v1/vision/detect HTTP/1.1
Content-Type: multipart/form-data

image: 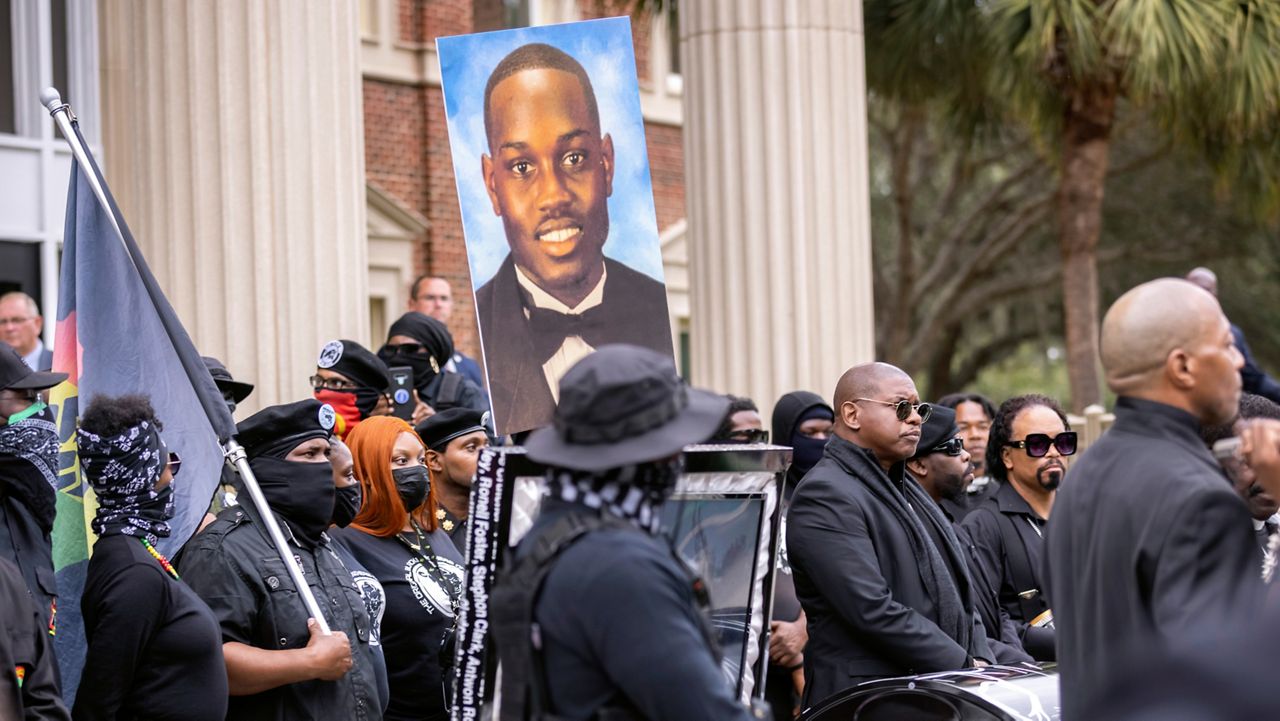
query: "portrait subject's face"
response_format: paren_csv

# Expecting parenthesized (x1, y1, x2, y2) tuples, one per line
(482, 67, 614, 299)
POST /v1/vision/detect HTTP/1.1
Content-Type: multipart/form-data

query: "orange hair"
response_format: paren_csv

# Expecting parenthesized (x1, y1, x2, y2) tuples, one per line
(347, 415, 440, 537)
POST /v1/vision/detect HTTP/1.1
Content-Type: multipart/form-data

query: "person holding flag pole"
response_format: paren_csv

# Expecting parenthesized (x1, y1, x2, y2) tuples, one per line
(37, 88, 342, 702)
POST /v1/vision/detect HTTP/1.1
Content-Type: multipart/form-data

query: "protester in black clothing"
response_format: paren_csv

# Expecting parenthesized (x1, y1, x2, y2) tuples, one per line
(378, 313, 488, 426)
(313, 339, 393, 440)
(710, 395, 766, 443)
(1201, 393, 1280, 563)
(416, 408, 489, 552)
(0, 346, 66, 635)
(179, 399, 382, 721)
(201, 356, 253, 521)
(492, 344, 756, 721)
(72, 394, 226, 721)
(334, 415, 464, 721)
(764, 390, 833, 719)
(907, 406, 1032, 666)
(0, 556, 67, 720)
(1044, 278, 1262, 720)
(961, 394, 1072, 661)
(788, 363, 992, 708)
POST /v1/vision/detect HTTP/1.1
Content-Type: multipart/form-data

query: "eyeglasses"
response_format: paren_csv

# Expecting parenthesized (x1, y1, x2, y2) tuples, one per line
(930, 437, 965, 457)
(167, 451, 182, 477)
(727, 428, 769, 444)
(310, 375, 359, 392)
(0, 316, 34, 327)
(1006, 432, 1078, 458)
(853, 398, 932, 422)
(382, 342, 429, 356)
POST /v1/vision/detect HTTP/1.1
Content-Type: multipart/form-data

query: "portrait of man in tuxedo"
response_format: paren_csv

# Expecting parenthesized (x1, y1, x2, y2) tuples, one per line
(473, 40, 674, 434)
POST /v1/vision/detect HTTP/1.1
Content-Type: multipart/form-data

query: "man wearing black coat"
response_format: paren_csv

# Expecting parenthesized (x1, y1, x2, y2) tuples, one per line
(476, 43, 673, 434)
(788, 363, 992, 710)
(1044, 278, 1263, 720)
(906, 406, 1032, 666)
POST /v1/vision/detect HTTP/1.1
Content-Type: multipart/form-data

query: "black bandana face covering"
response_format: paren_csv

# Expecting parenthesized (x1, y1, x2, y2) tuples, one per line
(249, 457, 336, 548)
(0, 403, 59, 490)
(545, 458, 683, 535)
(78, 419, 175, 545)
(393, 465, 430, 512)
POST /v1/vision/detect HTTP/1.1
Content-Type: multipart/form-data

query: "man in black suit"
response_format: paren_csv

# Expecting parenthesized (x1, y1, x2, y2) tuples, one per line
(1043, 278, 1264, 720)
(476, 42, 672, 434)
(787, 362, 992, 710)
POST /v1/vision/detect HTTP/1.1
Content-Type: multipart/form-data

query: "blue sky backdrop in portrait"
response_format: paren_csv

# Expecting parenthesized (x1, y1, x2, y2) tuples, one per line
(437, 17, 665, 290)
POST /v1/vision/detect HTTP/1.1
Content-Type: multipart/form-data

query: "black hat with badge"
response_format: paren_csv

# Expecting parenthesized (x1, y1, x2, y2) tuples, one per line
(202, 356, 255, 404)
(316, 339, 391, 392)
(0, 344, 65, 392)
(912, 405, 960, 459)
(236, 399, 337, 460)
(416, 408, 489, 451)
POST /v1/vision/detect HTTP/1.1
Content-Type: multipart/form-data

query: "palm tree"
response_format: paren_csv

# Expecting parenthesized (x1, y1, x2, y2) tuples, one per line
(868, 0, 1280, 409)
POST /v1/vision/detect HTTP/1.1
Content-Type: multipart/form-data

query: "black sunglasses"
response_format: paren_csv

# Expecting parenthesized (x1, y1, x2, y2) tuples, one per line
(727, 428, 769, 444)
(1006, 431, 1078, 458)
(167, 451, 182, 477)
(854, 398, 932, 422)
(930, 437, 965, 457)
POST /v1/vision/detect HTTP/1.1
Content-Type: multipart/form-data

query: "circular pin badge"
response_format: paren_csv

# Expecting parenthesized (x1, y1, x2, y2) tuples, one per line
(394, 389, 410, 404)
(318, 404, 337, 431)
(317, 340, 344, 369)
(480, 411, 491, 428)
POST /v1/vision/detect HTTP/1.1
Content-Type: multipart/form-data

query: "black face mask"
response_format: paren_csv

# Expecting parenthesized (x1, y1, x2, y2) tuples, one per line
(332, 484, 362, 528)
(249, 457, 335, 548)
(790, 433, 828, 480)
(392, 465, 430, 512)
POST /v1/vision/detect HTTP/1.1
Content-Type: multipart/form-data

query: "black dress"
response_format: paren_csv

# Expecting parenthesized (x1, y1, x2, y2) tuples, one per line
(73, 534, 227, 721)
(332, 526, 464, 721)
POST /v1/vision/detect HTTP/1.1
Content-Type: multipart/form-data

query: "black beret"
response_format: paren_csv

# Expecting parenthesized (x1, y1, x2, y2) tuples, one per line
(236, 399, 337, 460)
(316, 340, 390, 392)
(416, 407, 489, 451)
(912, 405, 959, 459)
(386, 312, 454, 368)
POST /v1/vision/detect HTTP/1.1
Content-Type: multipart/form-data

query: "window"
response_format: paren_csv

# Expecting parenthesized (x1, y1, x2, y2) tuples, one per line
(503, 0, 530, 28)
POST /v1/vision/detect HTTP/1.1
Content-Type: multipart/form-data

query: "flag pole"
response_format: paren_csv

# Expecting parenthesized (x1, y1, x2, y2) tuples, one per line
(40, 87, 332, 634)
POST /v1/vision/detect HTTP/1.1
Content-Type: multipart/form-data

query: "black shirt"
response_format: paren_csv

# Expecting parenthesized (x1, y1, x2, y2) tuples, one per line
(332, 527, 464, 721)
(0, 556, 67, 721)
(178, 506, 382, 721)
(516, 499, 752, 721)
(73, 534, 226, 721)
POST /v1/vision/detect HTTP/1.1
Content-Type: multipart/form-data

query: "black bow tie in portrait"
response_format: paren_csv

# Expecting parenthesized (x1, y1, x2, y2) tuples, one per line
(526, 305, 609, 364)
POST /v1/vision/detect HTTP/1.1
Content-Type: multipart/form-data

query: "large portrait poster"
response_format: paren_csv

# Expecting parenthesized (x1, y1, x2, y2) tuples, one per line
(438, 17, 675, 436)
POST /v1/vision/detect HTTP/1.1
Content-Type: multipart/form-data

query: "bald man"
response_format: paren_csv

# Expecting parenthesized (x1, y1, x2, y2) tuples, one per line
(1044, 278, 1263, 720)
(1186, 267, 1280, 404)
(787, 363, 992, 709)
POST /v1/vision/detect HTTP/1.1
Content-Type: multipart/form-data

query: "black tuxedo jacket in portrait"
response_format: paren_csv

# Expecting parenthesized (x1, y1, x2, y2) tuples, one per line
(473, 255, 674, 434)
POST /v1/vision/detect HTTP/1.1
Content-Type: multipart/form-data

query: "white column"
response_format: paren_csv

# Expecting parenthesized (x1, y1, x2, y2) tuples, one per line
(99, 0, 369, 412)
(681, 0, 875, 419)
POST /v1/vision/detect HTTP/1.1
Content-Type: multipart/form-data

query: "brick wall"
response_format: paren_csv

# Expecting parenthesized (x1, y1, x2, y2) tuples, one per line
(363, 0, 684, 361)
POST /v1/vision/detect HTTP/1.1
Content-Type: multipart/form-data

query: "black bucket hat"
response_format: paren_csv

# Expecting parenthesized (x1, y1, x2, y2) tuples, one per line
(912, 405, 959, 459)
(0, 345, 65, 391)
(525, 344, 730, 472)
(202, 356, 255, 403)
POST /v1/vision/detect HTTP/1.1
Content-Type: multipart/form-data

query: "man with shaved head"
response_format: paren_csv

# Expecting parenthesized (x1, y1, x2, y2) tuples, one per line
(1186, 267, 1280, 404)
(1044, 277, 1263, 719)
(787, 362, 993, 709)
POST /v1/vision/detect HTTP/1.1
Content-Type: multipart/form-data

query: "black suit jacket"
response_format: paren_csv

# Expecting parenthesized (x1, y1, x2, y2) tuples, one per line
(1043, 397, 1264, 720)
(473, 255, 673, 434)
(787, 436, 990, 708)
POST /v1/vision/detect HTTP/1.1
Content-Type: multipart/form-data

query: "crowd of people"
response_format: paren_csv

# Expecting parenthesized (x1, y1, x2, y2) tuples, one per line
(3, 269, 1280, 720)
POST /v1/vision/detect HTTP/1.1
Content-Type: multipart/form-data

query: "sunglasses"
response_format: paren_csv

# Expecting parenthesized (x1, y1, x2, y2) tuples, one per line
(727, 428, 769, 444)
(382, 342, 429, 356)
(167, 451, 182, 477)
(930, 437, 965, 457)
(854, 398, 932, 422)
(1006, 432, 1078, 458)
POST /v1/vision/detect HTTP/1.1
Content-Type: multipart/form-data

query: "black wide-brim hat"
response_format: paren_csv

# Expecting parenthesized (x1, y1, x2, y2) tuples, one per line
(202, 356, 255, 403)
(525, 344, 730, 473)
(0, 345, 65, 391)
